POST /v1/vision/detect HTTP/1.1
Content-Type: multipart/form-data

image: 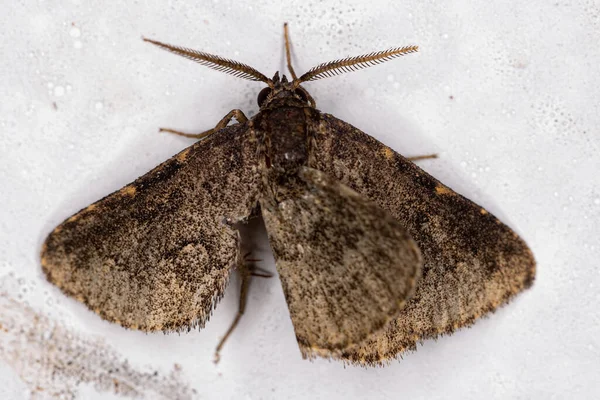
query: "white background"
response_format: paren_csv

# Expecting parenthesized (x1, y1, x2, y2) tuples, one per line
(1, 1, 599, 399)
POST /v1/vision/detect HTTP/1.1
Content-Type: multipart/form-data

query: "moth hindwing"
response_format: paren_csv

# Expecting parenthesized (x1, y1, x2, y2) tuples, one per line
(42, 24, 535, 366)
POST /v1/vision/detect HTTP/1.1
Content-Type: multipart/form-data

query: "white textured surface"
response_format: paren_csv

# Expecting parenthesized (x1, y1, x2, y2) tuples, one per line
(1, 1, 599, 399)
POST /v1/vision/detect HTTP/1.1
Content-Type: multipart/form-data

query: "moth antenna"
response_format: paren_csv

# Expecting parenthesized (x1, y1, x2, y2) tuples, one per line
(296, 45, 419, 84)
(143, 37, 273, 86)
(283, 23, 298, 80)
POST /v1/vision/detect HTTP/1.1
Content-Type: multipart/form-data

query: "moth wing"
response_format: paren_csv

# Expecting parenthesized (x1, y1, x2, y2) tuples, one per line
(41, 123, 260, 332)
(312, 113, 536, 364)
(260, 167, 422, 359)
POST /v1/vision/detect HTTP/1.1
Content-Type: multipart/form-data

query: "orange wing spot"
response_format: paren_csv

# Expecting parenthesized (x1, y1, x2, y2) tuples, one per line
(176, 147, 192, 162)
(66, 203, 98, 223)
(120, 185, 137, 197)
(66, 214, 80, 223)
(435, 185, 453, 195)
(40, 243, 48, 265)
(480, 208, 488, 215)
(382, 147, 394, 160)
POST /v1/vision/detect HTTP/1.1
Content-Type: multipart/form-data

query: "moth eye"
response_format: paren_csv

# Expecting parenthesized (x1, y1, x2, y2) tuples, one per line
(294, 89, 309, 103)
(257, 88, 272, 107)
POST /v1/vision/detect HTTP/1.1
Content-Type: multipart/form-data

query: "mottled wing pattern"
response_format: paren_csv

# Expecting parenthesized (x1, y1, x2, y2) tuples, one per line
(41, 123, 260, 332)
(312, 113, 536, 365)
(260, 167, 422, 359)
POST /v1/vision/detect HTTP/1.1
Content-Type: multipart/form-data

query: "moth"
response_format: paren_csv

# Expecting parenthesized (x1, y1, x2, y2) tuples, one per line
(41, 24, 535, 366)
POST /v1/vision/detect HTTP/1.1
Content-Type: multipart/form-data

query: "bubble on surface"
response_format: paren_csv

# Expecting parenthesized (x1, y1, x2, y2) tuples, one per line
(69, 27, 81, 38)
(54, 86, 65, 97)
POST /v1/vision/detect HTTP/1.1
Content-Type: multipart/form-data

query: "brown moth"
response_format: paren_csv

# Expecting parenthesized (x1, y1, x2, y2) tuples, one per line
(41, 24, 535, 366)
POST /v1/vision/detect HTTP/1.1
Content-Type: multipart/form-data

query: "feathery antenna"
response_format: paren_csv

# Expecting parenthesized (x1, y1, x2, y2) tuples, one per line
(296, 45, 419, 83)
(143, 37, 272, 85)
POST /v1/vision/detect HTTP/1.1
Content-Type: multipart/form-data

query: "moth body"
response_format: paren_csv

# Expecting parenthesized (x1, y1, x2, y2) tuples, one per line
(41, 25, 535, 366)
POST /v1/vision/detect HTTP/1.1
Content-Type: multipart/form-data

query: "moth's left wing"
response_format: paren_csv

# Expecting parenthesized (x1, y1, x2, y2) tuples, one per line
(260, 167, 422, 359)
(41, 123, 260, 332)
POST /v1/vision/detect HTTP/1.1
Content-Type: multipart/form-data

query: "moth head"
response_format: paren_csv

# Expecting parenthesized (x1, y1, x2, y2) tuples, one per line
(257, 72, 312, 108)
(143, 24, 417, 109)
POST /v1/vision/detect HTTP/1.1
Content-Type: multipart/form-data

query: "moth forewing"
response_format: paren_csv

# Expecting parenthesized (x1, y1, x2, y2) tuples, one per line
(41, 123, 262, 332)
(312, 113, 536, 364)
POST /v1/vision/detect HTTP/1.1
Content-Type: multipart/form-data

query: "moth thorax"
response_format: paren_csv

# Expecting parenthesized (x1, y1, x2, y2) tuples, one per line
(266, 108, 310, 170)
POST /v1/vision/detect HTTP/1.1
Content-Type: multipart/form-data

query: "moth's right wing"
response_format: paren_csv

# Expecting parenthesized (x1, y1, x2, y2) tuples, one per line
(260, 167, 422, 360)
(41, 123, 260, 332)
(312, 113, 536, 365)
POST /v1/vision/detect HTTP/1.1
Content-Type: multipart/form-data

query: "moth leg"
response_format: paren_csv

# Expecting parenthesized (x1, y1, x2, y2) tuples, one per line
(250, 266, 273, 278)
(242, 251, 273, 278)
(407, 153, 438, 162)
(160, 109, 248, 139)
(214, 259, 250, 364)
(213, 251, 270, 363)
